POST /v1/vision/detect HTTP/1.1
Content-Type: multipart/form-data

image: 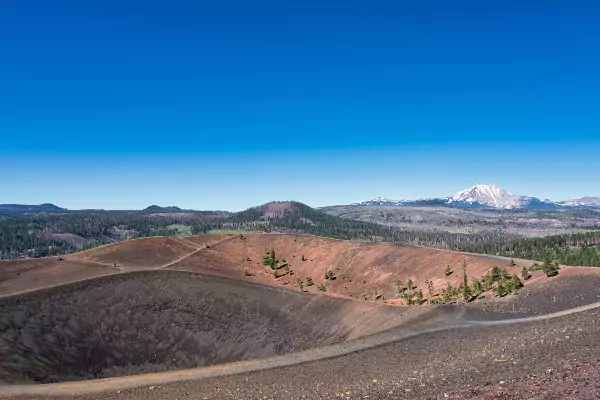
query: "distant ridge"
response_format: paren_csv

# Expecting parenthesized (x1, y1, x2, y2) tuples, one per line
(0, 203, 65, 213)
(143, 205, 184, 213)
(359, 183, 600, 210)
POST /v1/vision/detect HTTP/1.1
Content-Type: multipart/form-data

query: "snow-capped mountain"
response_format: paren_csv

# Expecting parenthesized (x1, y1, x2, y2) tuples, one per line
(360, 197, 414, 206)
(359, 184, 600, 210)
(557, 197, 600, 207)
(447, 183, 530, 209)
(358, 197, 446, 207)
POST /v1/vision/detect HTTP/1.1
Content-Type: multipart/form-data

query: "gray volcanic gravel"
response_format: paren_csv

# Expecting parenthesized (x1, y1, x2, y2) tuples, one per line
(3, 270, 600, 400)
(464, 272, 600, 320)
(7, 307, 600, 400)
(0, 271, 406, 384)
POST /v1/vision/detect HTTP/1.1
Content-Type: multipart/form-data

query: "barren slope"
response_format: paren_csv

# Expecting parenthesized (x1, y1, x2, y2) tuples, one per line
(180, 234, 235, 247)
(2, 234, 600, 399)
(0, 258, 118, 298)
(0, 270, 417, 384)
(4, 273, 600, 399)
(1, 233, 586, 302)
(172, 234, 528, 300)
(66, 236, 198, 269)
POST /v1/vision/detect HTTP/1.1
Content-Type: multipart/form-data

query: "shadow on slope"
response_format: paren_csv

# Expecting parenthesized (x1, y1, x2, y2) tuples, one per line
(0, 270, 406, 384)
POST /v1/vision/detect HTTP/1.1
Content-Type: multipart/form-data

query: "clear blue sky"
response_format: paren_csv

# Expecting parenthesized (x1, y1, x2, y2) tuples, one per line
(2, 0, 599, 210)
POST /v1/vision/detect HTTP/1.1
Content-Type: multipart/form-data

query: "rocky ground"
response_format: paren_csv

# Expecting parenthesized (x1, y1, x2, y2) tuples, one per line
(0, 270, 413, 384)
(4, 287, 600, 399)
(464, 270, 600, 320)
(2, 237, 600, 400)
(444, 361, 600, 399)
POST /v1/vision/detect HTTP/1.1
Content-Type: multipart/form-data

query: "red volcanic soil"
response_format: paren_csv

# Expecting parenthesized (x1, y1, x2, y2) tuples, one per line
(259, 202, 298, 218)
(67, 236, 198, 269)
(170, 234, 529, 300)
(0, 258, 118, 298)
(181, 234, 235, 247)
(2, 233, 597, 302)
(2, 233, 600, 400)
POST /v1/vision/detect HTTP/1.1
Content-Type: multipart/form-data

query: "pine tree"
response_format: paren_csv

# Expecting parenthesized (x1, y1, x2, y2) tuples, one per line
(491, 266, 504, 282)
(395, 279, 405, 295)
(462, 261, 471, 301)
(542, 259, 559, 277)
(472, 277, 483, 294)
(442, 284, 452, 303)
(425, 280, 434, 305)
(262, 248, 278, 270)
(521, 266, 531, 280)
(416, 289, 424, 305)
(445, 264, 453, 276)
(494, 279, 508, 297)
(407, 279, 413, 290)
(509, 274, 523, 291)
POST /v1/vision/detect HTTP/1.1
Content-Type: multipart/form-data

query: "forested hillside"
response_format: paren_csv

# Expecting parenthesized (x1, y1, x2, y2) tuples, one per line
(0, 210, 227, 259)
(1, 202, 599, 266)
(226, 202, 515, 248)
(457, 231, 600, 266)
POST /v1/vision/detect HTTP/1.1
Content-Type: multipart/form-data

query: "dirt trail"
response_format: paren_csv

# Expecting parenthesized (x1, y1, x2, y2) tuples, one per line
(159, 235, 239, 269)
(174, 237, 201, 249)
(1, 233, 576, 300)
(3, 300, 600, 398)
(71, 236, 232, 271)
(472, 300, 600, 325)
(65, 237, 198, 270)
(0, 236, 238, 298)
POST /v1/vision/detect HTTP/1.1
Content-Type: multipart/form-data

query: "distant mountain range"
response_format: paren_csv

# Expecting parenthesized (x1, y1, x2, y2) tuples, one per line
(142, 205, 184, 213)
(0, 204, 195, 214)
(4, 184, 600, 214)
(359, 184, 600, 210)
(0, 203, 66, 213)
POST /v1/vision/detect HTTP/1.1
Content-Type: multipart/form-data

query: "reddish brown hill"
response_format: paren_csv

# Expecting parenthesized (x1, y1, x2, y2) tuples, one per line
(258, 202, 300, 218)
(0, 236, 228, 297)
(67, 236, 198, 268)
(3, 233, 593, 301)
(236, 201, 303, 220)
(170, 233, 529, 300)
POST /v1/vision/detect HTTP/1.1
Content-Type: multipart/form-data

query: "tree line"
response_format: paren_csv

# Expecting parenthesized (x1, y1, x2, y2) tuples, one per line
(0, 211, 225, 260)
(456, 231, 600, 266)
(1, 203, 599, 267)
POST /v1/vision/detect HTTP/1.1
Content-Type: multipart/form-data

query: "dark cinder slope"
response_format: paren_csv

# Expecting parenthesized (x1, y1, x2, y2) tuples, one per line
(0, 270, 408, 384)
